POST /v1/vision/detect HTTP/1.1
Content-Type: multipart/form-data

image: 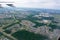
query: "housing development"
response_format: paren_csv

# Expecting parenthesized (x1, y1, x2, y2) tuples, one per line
(0, 4, 60, 40)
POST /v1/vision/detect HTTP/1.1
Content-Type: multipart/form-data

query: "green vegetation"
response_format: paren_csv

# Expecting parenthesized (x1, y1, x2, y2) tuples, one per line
(48, 21, 59, 31)
(0, 18, 14, 27)
(12, 30, 49, 40)
(0, 32, 3, 36)
(4, 29, 11, 34)
(3, 17, 21, 29)
(23, 15, 45, 28)
(48, 23, 57, 29)
(3, 22, 17, 29)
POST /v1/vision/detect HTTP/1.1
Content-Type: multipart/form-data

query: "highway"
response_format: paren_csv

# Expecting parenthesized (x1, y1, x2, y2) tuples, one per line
(0, 25, 18, 40)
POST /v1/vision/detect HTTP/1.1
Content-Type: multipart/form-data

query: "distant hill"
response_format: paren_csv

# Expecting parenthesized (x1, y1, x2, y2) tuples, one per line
(0, 7, 60, 14)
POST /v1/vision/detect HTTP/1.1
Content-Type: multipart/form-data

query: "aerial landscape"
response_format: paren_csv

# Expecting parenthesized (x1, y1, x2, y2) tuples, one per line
(0, 0, 60, 40)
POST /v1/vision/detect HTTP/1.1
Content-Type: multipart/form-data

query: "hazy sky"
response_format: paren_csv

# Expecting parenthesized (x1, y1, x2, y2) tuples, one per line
(0, 0, 60, 9)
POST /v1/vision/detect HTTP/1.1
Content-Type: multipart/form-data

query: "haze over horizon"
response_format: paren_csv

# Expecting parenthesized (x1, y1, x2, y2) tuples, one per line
(0, 0, 60, 9)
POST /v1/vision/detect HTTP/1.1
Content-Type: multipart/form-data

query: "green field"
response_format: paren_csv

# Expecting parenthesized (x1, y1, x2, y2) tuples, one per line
(12, 30, 49, 40)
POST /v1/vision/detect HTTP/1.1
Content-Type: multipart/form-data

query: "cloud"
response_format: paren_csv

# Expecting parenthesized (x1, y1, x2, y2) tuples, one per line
(0, 0, 60, 9)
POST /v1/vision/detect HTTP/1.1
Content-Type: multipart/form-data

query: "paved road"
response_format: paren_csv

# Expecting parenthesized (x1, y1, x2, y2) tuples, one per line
(0, 27, 17, 40)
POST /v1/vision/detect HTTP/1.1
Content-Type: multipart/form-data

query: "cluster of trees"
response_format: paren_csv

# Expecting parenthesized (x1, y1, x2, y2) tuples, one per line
(12, 30, 49, 40)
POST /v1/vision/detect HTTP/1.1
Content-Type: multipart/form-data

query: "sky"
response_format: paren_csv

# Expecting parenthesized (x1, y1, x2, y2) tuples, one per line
(0, 0, 60, 9)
